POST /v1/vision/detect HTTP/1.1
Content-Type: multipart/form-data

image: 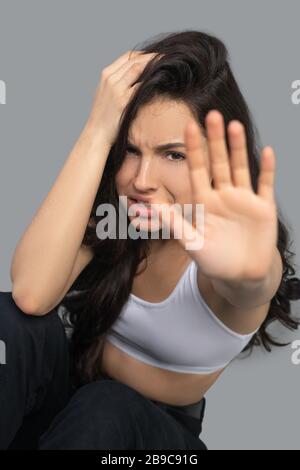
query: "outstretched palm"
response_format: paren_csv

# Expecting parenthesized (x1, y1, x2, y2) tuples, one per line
(153, 110, 278, 283)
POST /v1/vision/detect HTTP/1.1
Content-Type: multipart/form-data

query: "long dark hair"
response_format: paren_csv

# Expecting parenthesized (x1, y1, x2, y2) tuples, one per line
(58, 29, 300, 389)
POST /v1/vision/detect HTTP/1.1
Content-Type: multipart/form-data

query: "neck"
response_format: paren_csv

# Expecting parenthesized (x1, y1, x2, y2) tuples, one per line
(148, 237, 190, 261)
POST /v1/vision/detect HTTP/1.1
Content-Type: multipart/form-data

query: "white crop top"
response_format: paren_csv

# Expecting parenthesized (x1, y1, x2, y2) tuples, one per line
(105, 260, 259, 374)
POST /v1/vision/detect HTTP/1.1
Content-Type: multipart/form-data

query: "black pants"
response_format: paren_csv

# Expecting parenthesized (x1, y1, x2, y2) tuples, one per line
(0, 291, 207, 450)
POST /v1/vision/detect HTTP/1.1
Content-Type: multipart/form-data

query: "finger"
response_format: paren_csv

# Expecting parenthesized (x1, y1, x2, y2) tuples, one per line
(206, 110, 233, 189)
(227, 120, 252, 189)
(153, 202, 204, 252)
(108, 50, 144, 74)
(184, 120, 212, 205)
(113, 52, 161, 86)
(126, 81, 141, 98)
(257, 146, 276, 203)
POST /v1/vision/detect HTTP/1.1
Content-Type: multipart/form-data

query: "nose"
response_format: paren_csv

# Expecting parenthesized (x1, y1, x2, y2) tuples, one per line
(132, 156, 159, 193)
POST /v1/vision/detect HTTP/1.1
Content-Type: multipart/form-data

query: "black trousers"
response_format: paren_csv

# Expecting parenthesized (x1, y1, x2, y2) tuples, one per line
(0, 291, 207, 450)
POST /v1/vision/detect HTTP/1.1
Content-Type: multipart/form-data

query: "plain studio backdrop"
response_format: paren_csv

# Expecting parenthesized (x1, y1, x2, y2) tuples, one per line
(0, 0, 299, 450)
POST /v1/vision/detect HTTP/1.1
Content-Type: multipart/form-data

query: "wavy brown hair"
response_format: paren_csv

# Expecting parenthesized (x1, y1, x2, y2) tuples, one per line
(58, 29, 300, 389)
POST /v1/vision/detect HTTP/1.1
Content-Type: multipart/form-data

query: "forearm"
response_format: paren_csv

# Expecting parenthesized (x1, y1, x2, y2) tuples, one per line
(210, 246, 283, 308)
(11, 125, 111, 310)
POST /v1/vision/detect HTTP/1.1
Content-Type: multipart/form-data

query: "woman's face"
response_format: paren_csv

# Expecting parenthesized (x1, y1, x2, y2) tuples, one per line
(115, 98, 212, 235)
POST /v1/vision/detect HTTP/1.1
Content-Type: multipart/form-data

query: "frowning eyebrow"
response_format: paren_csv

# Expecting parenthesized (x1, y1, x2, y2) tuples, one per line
(126, 141, 186, 153)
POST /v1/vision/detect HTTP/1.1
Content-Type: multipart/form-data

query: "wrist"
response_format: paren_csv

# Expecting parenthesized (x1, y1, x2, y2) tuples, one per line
(80, 122, 112, 150)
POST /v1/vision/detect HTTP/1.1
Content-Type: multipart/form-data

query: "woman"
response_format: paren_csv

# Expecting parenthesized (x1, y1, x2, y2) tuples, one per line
(1, 30, 300, 450)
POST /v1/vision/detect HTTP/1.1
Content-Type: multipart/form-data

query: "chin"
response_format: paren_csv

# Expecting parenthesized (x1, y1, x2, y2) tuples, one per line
(128, 215, 162, 233)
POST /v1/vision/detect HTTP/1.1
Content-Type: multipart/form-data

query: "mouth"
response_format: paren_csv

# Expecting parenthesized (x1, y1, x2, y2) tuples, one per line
(127, 197, 155, 217)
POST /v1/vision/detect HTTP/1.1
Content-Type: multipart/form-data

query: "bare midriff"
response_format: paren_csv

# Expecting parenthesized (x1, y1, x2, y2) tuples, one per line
(100, 246, 227, 407)
(101, 338, 225, 406)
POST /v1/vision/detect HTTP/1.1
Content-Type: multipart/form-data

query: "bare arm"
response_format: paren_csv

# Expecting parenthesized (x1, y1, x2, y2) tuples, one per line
(10, 50, 159, 316)
(39, 243, 95, 315)
(11, 128, 110, 315)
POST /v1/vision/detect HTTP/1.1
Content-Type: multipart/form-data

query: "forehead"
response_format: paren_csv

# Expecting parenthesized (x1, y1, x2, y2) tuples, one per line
(127, 98, 196, 146)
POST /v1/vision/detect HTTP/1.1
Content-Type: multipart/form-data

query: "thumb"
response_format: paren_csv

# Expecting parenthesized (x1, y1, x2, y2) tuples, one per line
(153, 202, 204, 252)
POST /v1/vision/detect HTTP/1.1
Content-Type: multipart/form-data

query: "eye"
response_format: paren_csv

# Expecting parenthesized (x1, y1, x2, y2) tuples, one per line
(165, 152, 186, 162)
(125, 146, 138, 157)
(125, 146, 185, 162)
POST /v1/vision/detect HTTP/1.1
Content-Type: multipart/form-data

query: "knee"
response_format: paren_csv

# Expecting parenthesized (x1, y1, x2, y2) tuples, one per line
(69, 379, 145, 422)
(39, 379, 146, 449)
(74, 379, 143, 406)
(0, 291, 65, 346)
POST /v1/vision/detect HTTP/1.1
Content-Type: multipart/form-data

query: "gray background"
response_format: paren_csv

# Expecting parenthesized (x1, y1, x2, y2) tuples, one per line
(0, 0, 299, 450)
